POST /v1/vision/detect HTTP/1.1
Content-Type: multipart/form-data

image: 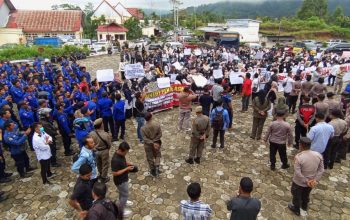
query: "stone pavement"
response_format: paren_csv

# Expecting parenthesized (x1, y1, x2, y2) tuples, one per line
(0, 55, 350, 220)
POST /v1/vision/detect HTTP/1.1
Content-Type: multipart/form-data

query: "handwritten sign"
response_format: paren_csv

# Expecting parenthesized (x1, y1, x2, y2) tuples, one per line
(157, 77, 171, 89)
(96, 69, 114, 82)
(184, 48, 191, 55)
(124, 63, 145, 79)
(229, 72, 243, 85)
(213, 69, 223, 79)
(192, 75, 208, 87)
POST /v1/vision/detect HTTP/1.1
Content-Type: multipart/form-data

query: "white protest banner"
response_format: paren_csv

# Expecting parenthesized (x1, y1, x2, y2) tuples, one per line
(184, 48, 191, 55)
(192, 75, 208, 88)
(124, 63, 145, 79)
(343, 72, 350, 82)
(213, 69, 223, 79)
(170, 74, 178, 83)
(343, 51, 350, 58)
(173, 61, 183, 70)
(194, 49, 202, 56)
(229, 72, 243, 85)
(316, 53, 322, 59)
(157, 77, 171, 89)
(255, 51, 264, 60)
(96, 69, 114, 82)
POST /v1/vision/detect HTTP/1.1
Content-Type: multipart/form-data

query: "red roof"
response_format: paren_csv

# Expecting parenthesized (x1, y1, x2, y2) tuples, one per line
(97, 23, 128, 33)
(6, 10, 83, 33)
(127, 8, 144, 20)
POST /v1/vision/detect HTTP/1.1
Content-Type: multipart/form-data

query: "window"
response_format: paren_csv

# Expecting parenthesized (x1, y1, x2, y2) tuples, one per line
(100, 34, 103, 40)
(119, 35, 125, 40)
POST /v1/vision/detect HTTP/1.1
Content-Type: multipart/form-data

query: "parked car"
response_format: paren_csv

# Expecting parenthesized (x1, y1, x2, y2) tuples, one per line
(91, 41, 112, 51)
(327, 39, 348, 47)
(148, 44, 163, 50)
(324, 43, 350, 54)
(247, 43, 262, 49)
(163, 41, 183, 49)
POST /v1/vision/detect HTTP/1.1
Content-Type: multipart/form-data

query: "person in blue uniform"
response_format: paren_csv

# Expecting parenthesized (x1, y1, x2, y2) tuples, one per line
(74, 107, 94, 149)
(113, 93, 126, 141)
(18, 101, 35, 150)
(3, 121, 35, 178)
(97, 92, 116, 141)
(56, 104, 74, 156)
(10, 79, 25, 108)
(87, 96, 98, 121)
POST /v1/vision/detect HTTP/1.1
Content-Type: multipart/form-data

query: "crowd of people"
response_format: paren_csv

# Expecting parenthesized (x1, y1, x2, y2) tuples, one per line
(0, 42, 349, 219)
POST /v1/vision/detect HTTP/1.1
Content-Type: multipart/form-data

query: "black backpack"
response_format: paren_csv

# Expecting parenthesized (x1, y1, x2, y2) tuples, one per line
(211, 109, 224, 130)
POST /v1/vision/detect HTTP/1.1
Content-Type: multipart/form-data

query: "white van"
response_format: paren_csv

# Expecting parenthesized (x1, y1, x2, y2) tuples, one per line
(163, 42, 183, 49)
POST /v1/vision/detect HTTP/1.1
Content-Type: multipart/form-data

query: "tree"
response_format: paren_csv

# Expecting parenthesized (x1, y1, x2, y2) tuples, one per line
(124, 18, 142, 40)
(51, 3, 81, 10)
(297, 0, 328, 19)
(150, 12, 159, 21)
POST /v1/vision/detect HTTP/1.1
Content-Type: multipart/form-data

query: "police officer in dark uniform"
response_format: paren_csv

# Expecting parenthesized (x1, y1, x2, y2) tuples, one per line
(56, 104, 74, 156)
(3, 121, 35, 178)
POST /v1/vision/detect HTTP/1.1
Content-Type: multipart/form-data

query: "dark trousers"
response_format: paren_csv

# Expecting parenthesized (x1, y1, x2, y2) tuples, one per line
(337, 139, 347, 160)
(24, 126, 34, 150)
(39, 159, 52, 184)
(289, 95, 298, 113)
(295, 120, 307, 148)
(284, 92, 290, 107)
(291, 182, 312, 211)
(115, 119, 126, 139)
(227, 110, 233, 129)
(11, 151, 30, 176)
(0, 153, 5, 178)
(299, 95, 305, 107)
(61, 133, 72, 154)
(49, 140, 57, 165)
(269, 142, 288, 166)
(212, 129, 225, 148)
(323, 137, 340, 169)
(328, 75, 336, 86)
(241, 95, 250, 111)
(103, 116, 116, 138)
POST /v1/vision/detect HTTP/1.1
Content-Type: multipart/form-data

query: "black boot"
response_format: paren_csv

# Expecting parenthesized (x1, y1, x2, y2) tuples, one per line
(155, 166, 160, 177)
(288, 203, 300, 216)
(150, 169, 157, 177)
(185, 158, 194, 164)
(194, 157, 201, 164)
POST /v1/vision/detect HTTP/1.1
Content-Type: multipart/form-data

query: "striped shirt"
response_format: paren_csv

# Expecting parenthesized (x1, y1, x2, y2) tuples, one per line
(180, 200, 212, 220)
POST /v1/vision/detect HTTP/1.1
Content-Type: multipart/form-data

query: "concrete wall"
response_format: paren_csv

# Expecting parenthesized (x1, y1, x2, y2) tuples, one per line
(0, 4, 10, 27)
(97, 31, 126, 43)
(0, 28, 25, 45)
(142, 26, 155, 37)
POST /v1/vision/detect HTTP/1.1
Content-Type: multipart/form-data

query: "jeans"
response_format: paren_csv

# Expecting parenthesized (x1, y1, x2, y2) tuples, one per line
(328, 75, 336, 86)
(212, 129, 225, 148)
(103, 116, 116, 139)
(136, 117, 145, 141)
(241, 95, 250, 111)
(11, 151, 30, 176)
(117, 181, 129, 210)
(269, 142, 288, 166)
(39, 159, 52, 184)
(115, 119, 126, 139)
(291, 182, 312, 211)
(178, 109, 191, 130)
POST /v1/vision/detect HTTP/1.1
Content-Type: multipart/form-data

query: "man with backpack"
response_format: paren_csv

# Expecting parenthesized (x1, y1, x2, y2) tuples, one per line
(210, 99, 230, 149)
(84, 182, 122, 220)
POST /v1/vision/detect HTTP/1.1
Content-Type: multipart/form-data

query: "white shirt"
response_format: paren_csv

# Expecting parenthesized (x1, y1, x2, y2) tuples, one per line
(283, 76, 295, 93)
(32, 132, 52, 161)
(331, 64, 340, 76)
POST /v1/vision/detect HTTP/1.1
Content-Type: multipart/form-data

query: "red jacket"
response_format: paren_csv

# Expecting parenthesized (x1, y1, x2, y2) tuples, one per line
(242, 78, 252, 96)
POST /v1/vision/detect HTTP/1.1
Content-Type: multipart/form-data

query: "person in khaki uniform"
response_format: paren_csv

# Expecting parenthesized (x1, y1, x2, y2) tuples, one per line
(141, 112, 162, 177)
(185, 106, 210, 165)
(251, 90, 271, 140)
(89, 118, 111, 183)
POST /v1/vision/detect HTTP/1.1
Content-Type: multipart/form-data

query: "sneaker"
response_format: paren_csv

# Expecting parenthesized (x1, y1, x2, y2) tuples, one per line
(300, 209, 308, 217)
(4, 172, 13, 178)
(126, 200, 134, 207)
(123, 209, 132, 218)
(194, 157, 200, 164)
(270, 165, 276, 171)
(150, 169, 157, 177)
(20, 173, 33, 178)
(288, 203, 300, 216)
(47, 173, 56, 178)
(211, 145, 216, 149)
(281, 164, 290, 169)
(44, 180, 52, 185)
(112, 138, 118, 142)
(185, 158, 194, 164)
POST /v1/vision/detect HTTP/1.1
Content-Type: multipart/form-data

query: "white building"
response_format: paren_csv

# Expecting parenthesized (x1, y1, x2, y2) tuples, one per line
(226, 19, 261, 43)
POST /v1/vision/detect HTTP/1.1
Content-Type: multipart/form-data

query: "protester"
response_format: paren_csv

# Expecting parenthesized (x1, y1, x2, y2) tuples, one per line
(141, 112, 162, 177)
(288, 137, 324, 217)
(113, 93, 126, 141)
(212, 79, 224, 108)
(264, 110, 293, 170)
(227, 177, 261, 220)
(210, 99, 230, 149)
(241, 72, 252, 112)
(222, 85, 233, 129)
(178, 87, 197, 131)
(134, 92, 145, 143)
(251, 90, 270, 140)
(289, 75, 301, 113)
(180, 182, 212, 220)
(56, 104, 74, 156)
(282, 71, 294, 107)
(89, 118, 111, 182)
(111, 141, 136, 217)
(98, 91, 117, 141)
(199, 87, 213, 117)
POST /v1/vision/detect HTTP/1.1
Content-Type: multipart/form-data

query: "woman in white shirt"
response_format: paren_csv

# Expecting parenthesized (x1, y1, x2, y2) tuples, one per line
(32, 122, 53, 184)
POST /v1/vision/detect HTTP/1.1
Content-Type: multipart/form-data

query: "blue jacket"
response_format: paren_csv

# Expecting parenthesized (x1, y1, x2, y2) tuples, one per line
(87, 101, 97, 121)
(71, 146, 97, 179)
(113, 100, 125, 121)
(10, 86, 24, 103)
(24, 92, 39, 110)
(19, 108, 35, 128)
(57, 112, 71, 135)
(4, 130, 27, 155)
(74, 117, 93, 142)
(0, 95, 8, 109)
(0, 118, 18, 131)
(210, 106, 231, 130)
(97, 97, 113, 117)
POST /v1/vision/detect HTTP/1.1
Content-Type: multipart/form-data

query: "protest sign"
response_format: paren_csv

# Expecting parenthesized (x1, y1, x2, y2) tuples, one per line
(170, 74, 178, 83)
(316, 53, 322, 60)
(124, 63, 145, 79)
(343, 51, 350, 58)
(255, 51, 264, 60)
(96, 69, 114, 82)
(343, 72, 350, 82)
(192, 75, 208, 87)
(173, 61, 183, 70)
(229, 72, 243, 85)
(213, 69, 223, 79)
(157, 77, 171, 89)
(184, 48, 191, 55)
(194, 49, 202, 56)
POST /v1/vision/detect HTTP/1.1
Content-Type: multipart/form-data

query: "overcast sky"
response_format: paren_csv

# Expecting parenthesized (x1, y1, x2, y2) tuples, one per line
(11, 0, 264, 10)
